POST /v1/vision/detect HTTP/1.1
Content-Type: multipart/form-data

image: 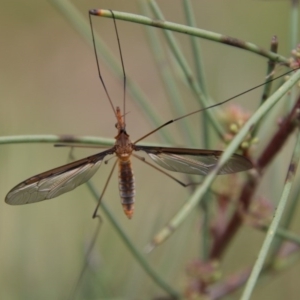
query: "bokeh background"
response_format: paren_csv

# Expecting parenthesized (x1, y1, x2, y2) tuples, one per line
(0, 1, 299, 299)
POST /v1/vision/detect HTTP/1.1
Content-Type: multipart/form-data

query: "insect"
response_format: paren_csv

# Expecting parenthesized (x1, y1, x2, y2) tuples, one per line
(5, 10, 253, 219)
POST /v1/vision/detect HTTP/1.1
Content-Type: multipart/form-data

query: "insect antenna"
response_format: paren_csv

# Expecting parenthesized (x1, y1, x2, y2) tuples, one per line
(133, 67, 300, 145)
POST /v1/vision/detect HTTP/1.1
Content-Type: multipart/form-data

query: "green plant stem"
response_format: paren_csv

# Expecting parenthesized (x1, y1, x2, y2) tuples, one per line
(146, 70, 300, 250)
(148, 0, 222, 139)
(0, 135, 162, 147)
(182, 0, 210, 144)
(290, 0, 299, 50)
(210, 248, 300, 300)
(96, 9, 289, 64)
(267, 125, 300, 260)
(257, 224, 300, 246)
(240, 129, 300, 300)
(0, 135, 114, 146)
(279, 182, 300, 237)
(289, 0, 299, 111)
(182, 0, 209, 100)
(182, 0, 211, 260)
(210, 92, 300, 259)
(86, 181, 181, 299)
(253, 36, 278, 137)
(260, 36, 278, 104)
(139, 1, 195, 146)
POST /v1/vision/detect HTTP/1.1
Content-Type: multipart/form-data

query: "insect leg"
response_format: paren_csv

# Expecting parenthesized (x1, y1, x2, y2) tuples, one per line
(92, 159, 118, 218)
(132, 153, 202, 188)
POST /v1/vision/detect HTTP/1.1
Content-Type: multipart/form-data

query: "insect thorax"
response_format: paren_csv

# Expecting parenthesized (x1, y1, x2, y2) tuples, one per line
(115, 131, 133, 161)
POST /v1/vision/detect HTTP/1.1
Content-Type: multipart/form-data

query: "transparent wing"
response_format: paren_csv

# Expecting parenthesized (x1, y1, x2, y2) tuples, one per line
(5, 148, 114, 205)
(134, 146, 252, 175)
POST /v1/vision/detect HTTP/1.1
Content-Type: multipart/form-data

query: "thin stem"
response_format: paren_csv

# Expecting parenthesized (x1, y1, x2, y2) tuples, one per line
(139, 1, 195, 146)
(257, 224, 300, 246)
(253, 36, 278, 137)
(0, 135, 114, 146)
(210, 92, 300, 259)
(289, 0, 299, 111)
(0, 135, 162, 147)
(240, 128, 300, 300)
(261, 36, 278, 104)
(94, 9, 289, 64)
(86, 180, 181, 298)
(182, 0, 211, 259)
(290, 0, 299, 51)
(148, 0, 223, 139)
(146, 70, 300, 251)
(182, 0, 210, 146)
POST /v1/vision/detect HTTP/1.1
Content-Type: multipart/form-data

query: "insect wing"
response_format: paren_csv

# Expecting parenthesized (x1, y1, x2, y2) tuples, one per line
(5, 149, 114, 205)
(134, 146, 252, 175)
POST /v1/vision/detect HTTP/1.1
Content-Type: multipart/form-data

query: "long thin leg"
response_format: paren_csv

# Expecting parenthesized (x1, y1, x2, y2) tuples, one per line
(132, 153, 202, 188)
(88, 11, 116, 116)
(88, 9, 127, 120)
(110, 10, 127, 123)
(65, 152, 104, 299)
(92, 159, 118, 218)
(132, 68, 299, 144)
(66, 150, 113, 218)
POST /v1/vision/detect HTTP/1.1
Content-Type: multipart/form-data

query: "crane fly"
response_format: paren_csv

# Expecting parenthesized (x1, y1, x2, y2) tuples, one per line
(5, 9, 253, 219)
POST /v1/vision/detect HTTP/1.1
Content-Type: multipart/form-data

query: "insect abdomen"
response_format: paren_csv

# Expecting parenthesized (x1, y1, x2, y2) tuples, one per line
(118, 159, 135, 219)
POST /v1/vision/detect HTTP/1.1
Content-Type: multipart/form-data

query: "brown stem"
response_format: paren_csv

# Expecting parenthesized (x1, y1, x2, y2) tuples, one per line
(209, 243, 300, 299)
(209, 94, 300, 259)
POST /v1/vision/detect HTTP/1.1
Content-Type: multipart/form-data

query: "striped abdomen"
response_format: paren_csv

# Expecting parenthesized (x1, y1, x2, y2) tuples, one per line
(118, 159, 135, 219)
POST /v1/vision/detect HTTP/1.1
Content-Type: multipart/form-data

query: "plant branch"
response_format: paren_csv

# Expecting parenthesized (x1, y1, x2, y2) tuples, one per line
(210, 92, 300, 259)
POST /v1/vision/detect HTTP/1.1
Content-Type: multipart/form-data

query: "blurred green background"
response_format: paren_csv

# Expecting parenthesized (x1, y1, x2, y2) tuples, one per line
(0, 0, 299, 299)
